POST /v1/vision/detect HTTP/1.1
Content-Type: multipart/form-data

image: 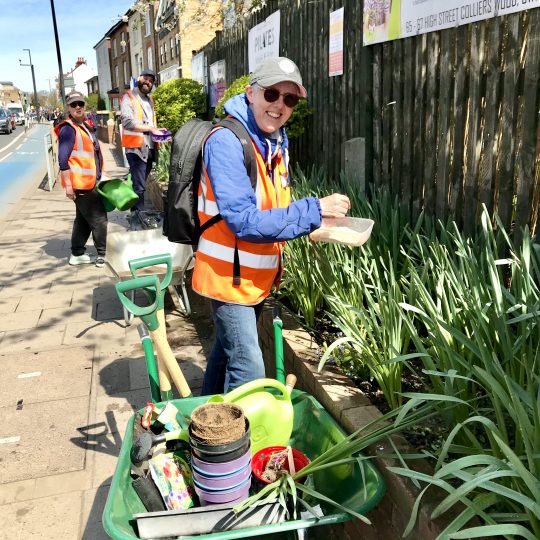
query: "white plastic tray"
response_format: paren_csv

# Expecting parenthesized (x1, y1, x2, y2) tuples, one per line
(309, 217, 375, 247)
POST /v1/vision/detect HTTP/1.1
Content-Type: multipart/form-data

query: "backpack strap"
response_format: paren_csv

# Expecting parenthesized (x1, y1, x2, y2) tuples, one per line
(199, 117, 258, 287)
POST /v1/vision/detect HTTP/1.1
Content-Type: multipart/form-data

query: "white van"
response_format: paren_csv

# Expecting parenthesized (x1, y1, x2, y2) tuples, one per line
(6, 104, 25, 125)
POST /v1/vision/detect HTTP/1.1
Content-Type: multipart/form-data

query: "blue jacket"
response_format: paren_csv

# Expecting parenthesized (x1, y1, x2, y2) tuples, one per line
(203, 93, 322, 243)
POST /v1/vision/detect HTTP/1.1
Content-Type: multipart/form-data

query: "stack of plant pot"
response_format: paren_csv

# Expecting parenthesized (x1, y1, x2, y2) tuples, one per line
(189, 403, 251, 505)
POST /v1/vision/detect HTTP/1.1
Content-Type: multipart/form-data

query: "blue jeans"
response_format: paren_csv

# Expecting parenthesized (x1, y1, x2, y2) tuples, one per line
(126, 150, 155, 211)
(202, 300, 266, 395)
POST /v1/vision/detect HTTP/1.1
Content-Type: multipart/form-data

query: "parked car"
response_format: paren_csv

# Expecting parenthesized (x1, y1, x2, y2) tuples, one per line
(0, 108, 12, 134)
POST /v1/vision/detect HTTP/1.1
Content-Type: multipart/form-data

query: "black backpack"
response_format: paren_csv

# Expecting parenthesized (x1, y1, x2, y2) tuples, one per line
(163, 117, 257, 245)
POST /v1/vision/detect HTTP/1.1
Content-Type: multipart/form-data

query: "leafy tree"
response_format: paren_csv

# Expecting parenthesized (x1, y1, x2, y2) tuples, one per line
(215, 75, 314, 139)
(153, 78, 207, 133)
(85, 93, 100, 111)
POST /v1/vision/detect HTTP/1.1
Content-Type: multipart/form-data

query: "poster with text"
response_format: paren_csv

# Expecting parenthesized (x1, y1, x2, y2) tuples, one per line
(329, 7, 345, 76)
(248, 10, 281, 72)
(363, 0, 539, 45)
(209, 60, 226, 108)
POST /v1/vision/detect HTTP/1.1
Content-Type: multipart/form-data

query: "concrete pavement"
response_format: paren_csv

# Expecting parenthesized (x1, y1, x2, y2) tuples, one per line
(0, 131, 209, 539)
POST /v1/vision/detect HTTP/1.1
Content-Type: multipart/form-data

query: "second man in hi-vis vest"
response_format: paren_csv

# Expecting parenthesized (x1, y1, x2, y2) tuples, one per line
(120, 69, 164, 227)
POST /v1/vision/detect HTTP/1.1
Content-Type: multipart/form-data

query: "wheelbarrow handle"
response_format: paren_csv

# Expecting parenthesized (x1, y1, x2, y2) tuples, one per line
(115, 276, 160, 329)
(129, 253, 173, 290)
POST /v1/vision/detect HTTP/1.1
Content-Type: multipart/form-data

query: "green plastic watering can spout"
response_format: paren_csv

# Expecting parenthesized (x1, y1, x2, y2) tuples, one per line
(115, 275, 160, 331)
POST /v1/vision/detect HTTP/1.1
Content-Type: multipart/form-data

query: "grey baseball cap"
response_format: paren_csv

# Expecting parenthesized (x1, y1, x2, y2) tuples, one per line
(66, 91, 86, 105)
(140, 68, 156, 80)
(249, 57, 307, 98)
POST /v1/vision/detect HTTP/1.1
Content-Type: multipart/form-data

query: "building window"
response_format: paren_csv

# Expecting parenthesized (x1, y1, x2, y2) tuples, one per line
(160, 45, 164, 65)
(147, 47, 153, 70)
(145, 12, 151, 37)
(175, 35, 179, 57)
(114, 65, 119, 88)
(123, 61, 128, 87)
(164, 42, 168, 63)
(132, 23, 138, 45)
(121, 32, 126, 52)
(170, 38, 175, 58)
(112, 39, 117, 58)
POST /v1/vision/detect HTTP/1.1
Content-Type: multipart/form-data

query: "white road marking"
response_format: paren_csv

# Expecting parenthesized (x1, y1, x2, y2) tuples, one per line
(0, 130, 26, 154)
(0, 436, 20, 444)
(15, 143, 23, 150)
(0, 152, 13, 163)
(17, 371, 41, 379)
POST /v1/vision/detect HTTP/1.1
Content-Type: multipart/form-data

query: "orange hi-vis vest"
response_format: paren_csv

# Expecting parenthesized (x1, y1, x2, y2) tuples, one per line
(54, 118, 102, 191)
(121, 90, 156, 148)
(192, 133, 291, 306)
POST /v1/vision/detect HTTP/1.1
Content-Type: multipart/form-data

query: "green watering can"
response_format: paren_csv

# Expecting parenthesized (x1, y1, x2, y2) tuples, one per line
(208, 377, 296, 454)
(96, 175, 138, 211)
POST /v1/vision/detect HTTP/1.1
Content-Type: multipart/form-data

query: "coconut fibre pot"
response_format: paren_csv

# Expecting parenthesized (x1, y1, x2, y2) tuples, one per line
(190, 403, 246, 446)
(189, 419, 251, 464)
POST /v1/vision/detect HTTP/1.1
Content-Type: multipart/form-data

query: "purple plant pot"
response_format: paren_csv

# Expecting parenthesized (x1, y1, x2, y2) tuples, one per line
(192, 462, 251, 491)
(191, 448, 251, 477)
(194, 475, 251, 506)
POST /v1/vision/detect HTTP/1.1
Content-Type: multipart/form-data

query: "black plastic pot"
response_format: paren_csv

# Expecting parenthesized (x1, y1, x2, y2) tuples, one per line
(189, 419, 251, 463)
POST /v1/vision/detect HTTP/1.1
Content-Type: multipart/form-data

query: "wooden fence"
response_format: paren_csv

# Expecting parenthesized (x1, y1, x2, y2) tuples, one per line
(198, 2, 540, 236)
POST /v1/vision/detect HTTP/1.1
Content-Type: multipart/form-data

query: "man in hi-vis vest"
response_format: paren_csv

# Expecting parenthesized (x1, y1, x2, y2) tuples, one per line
(193, 57, 351, 394)
(120, 69, 163, 227)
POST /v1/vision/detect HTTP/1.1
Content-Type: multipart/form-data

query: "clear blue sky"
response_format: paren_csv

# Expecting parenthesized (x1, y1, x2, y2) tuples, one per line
(0, 0, 133, 94)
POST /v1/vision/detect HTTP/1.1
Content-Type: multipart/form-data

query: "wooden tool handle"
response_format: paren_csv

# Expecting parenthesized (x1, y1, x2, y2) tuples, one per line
(150, 322, 192, 398)
(285, 374, 297, 394)
(155, 351, 172, 394)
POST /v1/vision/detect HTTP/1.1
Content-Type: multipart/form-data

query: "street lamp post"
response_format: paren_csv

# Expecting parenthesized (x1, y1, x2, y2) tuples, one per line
(19, 49, 39, 112)
(49, 0, 66, 106)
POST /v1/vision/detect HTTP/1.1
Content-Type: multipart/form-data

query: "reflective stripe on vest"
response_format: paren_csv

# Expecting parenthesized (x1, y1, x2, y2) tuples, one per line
(54, 118, 100, 190)
(121, 91, 156, 148)
(192, 134, 291, 305)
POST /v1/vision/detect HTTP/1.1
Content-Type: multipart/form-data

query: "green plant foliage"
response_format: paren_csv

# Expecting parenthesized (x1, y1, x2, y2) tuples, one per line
(153, 78, 206, 133)
(215, 75, 250, 118)
(85, 93, 99, 111)
(279, 165, 540, 537)
(214, 75, 314, 139)
(155, 142, 171, 183)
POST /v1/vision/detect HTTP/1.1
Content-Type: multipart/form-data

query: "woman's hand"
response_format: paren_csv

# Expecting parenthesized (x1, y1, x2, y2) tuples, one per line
(319, 193, 351, 218)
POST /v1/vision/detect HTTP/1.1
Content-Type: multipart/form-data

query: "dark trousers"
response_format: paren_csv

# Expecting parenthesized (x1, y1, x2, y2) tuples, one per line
(126, 150, 155, 211)
(71, 189, 108, 256)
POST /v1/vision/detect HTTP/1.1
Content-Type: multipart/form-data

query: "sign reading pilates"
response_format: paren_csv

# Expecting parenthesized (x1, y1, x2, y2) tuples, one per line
(248, 10, 281, 72)
(363, 0, 539, 45)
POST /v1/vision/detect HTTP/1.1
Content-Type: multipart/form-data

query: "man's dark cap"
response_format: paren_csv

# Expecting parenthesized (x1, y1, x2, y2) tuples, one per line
(140, 69, 156, 80)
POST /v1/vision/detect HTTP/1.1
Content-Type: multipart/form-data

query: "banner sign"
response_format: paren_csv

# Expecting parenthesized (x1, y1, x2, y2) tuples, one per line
(363, 0, 539, 46)
(248, 10, 281, 72)
(329, 7, 345, 76)
(209, 60, 226, 108)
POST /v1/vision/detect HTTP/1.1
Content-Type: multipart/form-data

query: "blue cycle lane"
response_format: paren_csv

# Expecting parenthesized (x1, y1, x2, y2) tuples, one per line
(0, 124, 51, 218)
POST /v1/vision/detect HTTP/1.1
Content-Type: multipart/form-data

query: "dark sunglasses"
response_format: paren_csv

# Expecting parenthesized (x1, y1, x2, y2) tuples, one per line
(69, 101, 85, 108)
(259, 86, 300, 108)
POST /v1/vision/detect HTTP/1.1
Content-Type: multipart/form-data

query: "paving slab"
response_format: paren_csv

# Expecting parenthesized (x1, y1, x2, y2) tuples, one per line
(63, 319, 127, 346)
(16, 291, 73, 312)
(0, 396, 89, 483)
(0, 309, 41, 332)
(0, 346, 93, 408)
(81, 485, 110, 540)
(0, 296, 21, 314)
(0, 491, 83, 540)
(38, 304, 96, 327)
(0, 324, 66, 353)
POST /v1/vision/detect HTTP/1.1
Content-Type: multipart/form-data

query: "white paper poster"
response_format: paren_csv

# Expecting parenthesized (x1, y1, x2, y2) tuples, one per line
(248, 10, 281, 72)
(191, 52, 206, 90)
(329, 8, 345, 76)
(209, 60, 226, 107)
(363, 0, 539, 45)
